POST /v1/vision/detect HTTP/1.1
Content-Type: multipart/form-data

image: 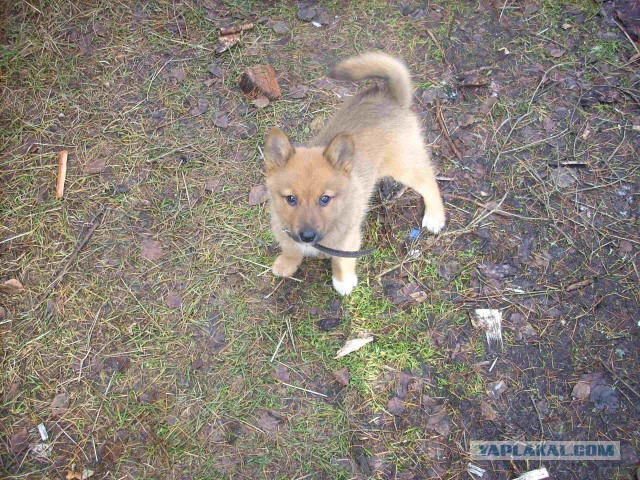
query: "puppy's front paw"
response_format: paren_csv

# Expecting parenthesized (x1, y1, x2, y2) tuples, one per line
(332, 274, 358, 296)
(422, 211, 446, 234)
(272, 255, 300, 278)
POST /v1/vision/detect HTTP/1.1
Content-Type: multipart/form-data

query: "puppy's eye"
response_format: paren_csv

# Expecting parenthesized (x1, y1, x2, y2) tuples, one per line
(319, 195, 331, 206)
(285, 195, 297, 206)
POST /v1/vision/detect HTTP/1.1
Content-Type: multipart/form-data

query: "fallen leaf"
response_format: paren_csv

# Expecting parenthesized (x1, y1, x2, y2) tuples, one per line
(84, 159, 106, 174)
(426, 406, 451, 435)
(141, 239, 163, 261)
(165, 291, 182, 309)
(208, 62, 224, 78)
(480, 400, 498, 420)
(478, 262, 514, 279)
(486, 380, 507, 400)
(480, 95, 499, 114)
(51, 392, 70, 416)
(213, 111, 229, 129)
(515, 322, 537, 342)
(458, 113, 476, 127)
(10, 427, 29, 454)
(248, 185, 269, 206)
(104, 355, 130, 373)
(215, 32, 240, 54)
(333, 367, 350, 386)
(542, 116, 557, 133)
(335, 334, 374, 359)
(393, 282, 428, 304)
(572, 381, 591, 400)
(580, 86, 621, 107)
(316, 317, 341, 331)
(619, 240, 633, 253)
(204, 178, 225, 193)
(0, 278, 24, 295)
(290, 85, 308, 99)
(257, 410, 280, 433)
(190, 98, 209, 115)
(252, 96, 270, 108)
(591, 385, 620, 412)
(550, 167, 576, 188)
(297, 7, 316, 21)
(270, 20, 290, 33)
(168, 67, 186, 82)
(615, 2, 640, 41)
(546, 43, 566, 58)
(271, 365, 290, 382)
(387, 397, 405, 415)
(458, 72, 490, 87)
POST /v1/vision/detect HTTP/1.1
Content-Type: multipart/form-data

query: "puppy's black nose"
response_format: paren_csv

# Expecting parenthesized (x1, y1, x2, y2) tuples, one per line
(299, 229, 317, 243)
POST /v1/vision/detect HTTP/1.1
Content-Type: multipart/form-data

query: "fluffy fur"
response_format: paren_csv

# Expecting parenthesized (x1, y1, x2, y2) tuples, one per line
(264, 52, 446, 295)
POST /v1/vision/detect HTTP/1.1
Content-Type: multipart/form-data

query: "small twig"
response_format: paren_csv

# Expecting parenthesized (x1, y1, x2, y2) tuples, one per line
(39, 205, 107, 301)
(530, 395, 545, 437)
(278, 381, 328, 398)
(613, 18, 640, 55)
(435, 99, 463, 161)
(55, 150, 68, 199)
(443, 193, 541, 220)
(599, 358, 640, 400)
(270, 330, 287, 362)
(77, 305, 102, 383)
(565, 277, 594, 292)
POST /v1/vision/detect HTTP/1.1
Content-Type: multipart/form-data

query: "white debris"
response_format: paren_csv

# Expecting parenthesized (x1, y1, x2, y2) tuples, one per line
(514, 467, 549, 480)
(31, 443, 52, 458)
(471, 309, 503, 348)
(335, 334, 374, 359)
(468, 463, 486, 477)
(37, 423, 48, 441)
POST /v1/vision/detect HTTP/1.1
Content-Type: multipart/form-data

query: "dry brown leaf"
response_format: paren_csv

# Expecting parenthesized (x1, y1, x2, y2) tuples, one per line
(252, 96, 270, 108)
(51, 392, 70, 416)
(140, 239, 163, 261)
(572, 381, 591, 400)
(333, 367, 350, 386)
(480, 400, 498, 420)
(248, 185, 269, 206)
(0, 278, 24, 295)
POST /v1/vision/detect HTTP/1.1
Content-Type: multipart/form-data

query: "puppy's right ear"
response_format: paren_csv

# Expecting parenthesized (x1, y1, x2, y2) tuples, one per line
(264, 127, 295, 171)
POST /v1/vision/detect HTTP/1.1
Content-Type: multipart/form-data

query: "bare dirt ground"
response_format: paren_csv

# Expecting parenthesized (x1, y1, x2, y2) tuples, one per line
(1, 0, 639, 479)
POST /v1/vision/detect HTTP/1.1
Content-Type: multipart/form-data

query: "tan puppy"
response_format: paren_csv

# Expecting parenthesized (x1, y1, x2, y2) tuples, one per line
(264, 52, 446, 295)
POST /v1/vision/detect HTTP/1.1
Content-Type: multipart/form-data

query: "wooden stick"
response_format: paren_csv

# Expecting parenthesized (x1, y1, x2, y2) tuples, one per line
(55, 150, 68, 199)
(435, 100, 463, 161)
(39, 205, 106, 302)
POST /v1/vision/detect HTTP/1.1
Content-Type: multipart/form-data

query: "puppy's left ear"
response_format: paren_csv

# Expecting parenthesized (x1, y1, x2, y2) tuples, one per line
(265, 127, 295, 171)
(324, 133, 354, 172)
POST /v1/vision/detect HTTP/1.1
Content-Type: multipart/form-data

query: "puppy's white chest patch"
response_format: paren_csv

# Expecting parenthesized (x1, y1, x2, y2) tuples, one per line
(294, 243, 324, 257)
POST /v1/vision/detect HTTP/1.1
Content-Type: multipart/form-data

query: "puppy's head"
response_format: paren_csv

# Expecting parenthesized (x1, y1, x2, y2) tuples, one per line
(264, 127, 354, 244)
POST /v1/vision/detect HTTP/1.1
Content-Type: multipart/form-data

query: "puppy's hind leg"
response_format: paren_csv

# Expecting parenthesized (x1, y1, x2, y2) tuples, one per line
(384, 145, 446, 234)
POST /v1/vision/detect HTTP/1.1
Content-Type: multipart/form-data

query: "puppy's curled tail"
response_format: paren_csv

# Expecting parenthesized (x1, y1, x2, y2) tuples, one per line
(330, 52, 412, 109)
